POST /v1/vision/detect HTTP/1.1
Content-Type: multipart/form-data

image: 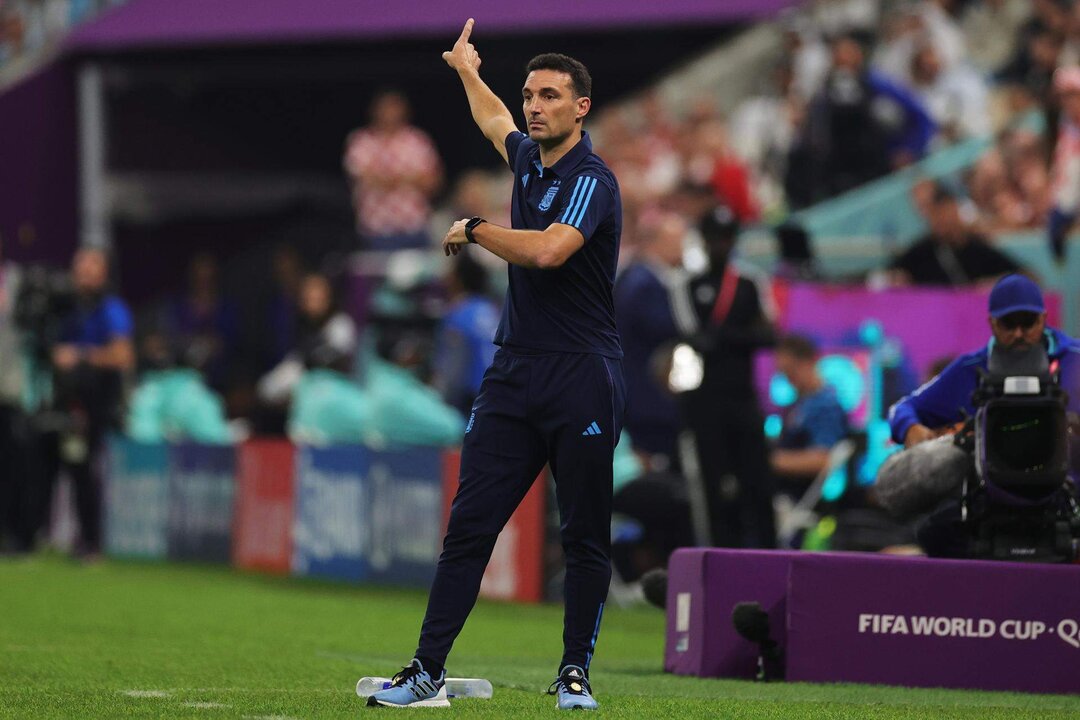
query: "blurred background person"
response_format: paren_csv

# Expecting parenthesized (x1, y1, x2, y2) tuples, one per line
(431, 252, 499, 418)
(769, 334, 850, 500)
(343, 90, 444, 251)
(676, 206, 777, 548)
(889, 183, 1025, 286)
(163, 251, 238, 394)
(126, 329, 232, 445)
(49, 247, 134, 559)
(256, 272, 358, 434)
(614, 210, 686, 468)
(1048, 66, 1080, 262)
(786, 32, 935, 208)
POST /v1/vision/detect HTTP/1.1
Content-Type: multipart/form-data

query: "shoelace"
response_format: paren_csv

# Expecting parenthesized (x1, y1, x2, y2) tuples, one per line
(390, 664, 422, 688)
(546, 673, 591, 696)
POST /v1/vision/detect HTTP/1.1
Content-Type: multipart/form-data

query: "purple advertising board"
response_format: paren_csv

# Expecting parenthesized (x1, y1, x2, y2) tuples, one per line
(664, 549, 797, 679)
(665, 548, 1080, 694)
(786, 553, 1080, 694)
(68, 0, 796, 50)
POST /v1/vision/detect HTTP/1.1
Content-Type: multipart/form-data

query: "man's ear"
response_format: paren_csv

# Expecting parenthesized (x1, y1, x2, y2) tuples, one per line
(575, 96, 591, 124)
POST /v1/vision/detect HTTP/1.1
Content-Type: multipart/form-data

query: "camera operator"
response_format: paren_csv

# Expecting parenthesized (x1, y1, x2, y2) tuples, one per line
(886, 274, 1080, 556)
(50, 248, 134, 558)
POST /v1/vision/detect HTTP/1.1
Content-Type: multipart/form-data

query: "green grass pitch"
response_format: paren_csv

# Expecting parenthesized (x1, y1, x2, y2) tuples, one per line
(1, 556, 1077, 719)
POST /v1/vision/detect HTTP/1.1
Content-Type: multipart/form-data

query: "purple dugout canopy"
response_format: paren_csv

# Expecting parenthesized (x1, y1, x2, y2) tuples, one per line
(66, 0, 797, 52)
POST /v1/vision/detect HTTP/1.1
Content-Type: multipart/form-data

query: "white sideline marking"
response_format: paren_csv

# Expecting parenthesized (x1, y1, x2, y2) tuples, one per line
(183, 701, 230, 709)
(242, 716, 302, 720)
(123, 690, 172, 698)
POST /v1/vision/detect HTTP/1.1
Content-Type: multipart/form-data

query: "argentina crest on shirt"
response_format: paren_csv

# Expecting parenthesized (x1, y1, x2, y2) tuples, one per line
(538, 180, 560, 212)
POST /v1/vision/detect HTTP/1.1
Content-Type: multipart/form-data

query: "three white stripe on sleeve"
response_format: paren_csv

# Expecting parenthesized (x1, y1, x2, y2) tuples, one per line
(559, 176, 598, 228)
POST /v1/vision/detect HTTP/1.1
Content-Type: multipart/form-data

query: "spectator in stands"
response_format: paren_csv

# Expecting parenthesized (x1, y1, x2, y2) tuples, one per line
(614, 210, 686, 466)
(257, 272, 357, 430)
(676, 206, 777, 548)
(999, 24, 1063, 104)
(906, 42, 991, 143)
(164, 252, 237, 393)
(968, 143, 1045, 232)
(696, 119, 759, 224)
(889, 183, 1023, 286)
(431, 253, 499, 418)
(343, 90, 444, 250)
(779, 13, 830, 101)
(786, 33, 935, 208)
(51, 247, 134, 559)
(1049, 66, 1080, 262)
(730, 61, 800, 216)
(969, 127, 1052, 232)
(961, 0, 1031, 74)
(770, 334, 850, 498)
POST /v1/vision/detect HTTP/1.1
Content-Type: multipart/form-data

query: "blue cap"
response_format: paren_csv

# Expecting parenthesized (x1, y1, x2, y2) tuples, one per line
(988, 274, 1045, 318)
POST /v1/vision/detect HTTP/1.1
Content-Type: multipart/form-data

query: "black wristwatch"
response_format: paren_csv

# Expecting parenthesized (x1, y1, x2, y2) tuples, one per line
(465, 216, 486, 244)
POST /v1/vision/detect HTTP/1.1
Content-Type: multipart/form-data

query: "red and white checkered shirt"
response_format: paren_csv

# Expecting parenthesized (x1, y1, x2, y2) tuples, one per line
(343, 125, 442, 237)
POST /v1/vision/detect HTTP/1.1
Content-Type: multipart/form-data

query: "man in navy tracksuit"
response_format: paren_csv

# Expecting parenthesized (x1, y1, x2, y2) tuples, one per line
(369, 19, 624, 711)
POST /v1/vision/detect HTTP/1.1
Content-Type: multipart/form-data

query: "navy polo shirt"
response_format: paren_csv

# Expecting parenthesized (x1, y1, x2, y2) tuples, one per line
(497, 130, 622, 358)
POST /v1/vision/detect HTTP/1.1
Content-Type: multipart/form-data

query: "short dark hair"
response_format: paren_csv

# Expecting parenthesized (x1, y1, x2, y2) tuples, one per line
(776, 333, 819, 361)
(931, 181, 961, 205)
(525, 53, 592, 98)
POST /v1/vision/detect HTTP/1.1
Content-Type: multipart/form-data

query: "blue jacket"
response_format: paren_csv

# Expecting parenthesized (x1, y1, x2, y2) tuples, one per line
(888, 328, 1080, 444)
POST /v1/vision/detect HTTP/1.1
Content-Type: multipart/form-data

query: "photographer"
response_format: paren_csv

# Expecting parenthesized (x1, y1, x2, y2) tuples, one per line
(886, 274, 1080, 557)
(51, 248, 134, 558)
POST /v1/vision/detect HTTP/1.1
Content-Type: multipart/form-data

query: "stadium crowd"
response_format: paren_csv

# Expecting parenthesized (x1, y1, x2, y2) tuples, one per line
(0, 0, 125, 71)
(3, 0, 1080, 574)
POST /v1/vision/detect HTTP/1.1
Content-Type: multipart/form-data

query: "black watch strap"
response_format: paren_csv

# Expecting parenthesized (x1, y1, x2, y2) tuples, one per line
(465, 217, 486, 244)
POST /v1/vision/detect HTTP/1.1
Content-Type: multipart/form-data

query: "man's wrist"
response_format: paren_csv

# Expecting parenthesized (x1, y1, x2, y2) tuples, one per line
(465, 217, 487, 244)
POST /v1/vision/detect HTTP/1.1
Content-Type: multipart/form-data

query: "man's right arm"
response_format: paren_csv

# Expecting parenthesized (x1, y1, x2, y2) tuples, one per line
(443, 19, 518, 164)
(888, 358, 973, 446)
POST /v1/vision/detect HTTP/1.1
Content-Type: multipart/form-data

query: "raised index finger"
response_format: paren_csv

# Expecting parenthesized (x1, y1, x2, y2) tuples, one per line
(457, 18, 474, 44)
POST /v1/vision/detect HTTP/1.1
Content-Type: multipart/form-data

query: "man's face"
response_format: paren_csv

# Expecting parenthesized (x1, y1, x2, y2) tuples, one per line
(776, 351, 817, 394)
(522, 70, 588, 146)
(299, 275, 332, 319)
(372, 93, 408, 131)
(929, 198, 964, 243)
(990, 311, 1046, 352)
(72, 249, 107, 294)
(651, 214, 686, 268)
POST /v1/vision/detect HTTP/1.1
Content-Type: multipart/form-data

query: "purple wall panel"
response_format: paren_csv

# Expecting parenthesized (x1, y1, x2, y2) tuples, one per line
(67, 0, 797, 51)
(0, 63, 78, 267)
